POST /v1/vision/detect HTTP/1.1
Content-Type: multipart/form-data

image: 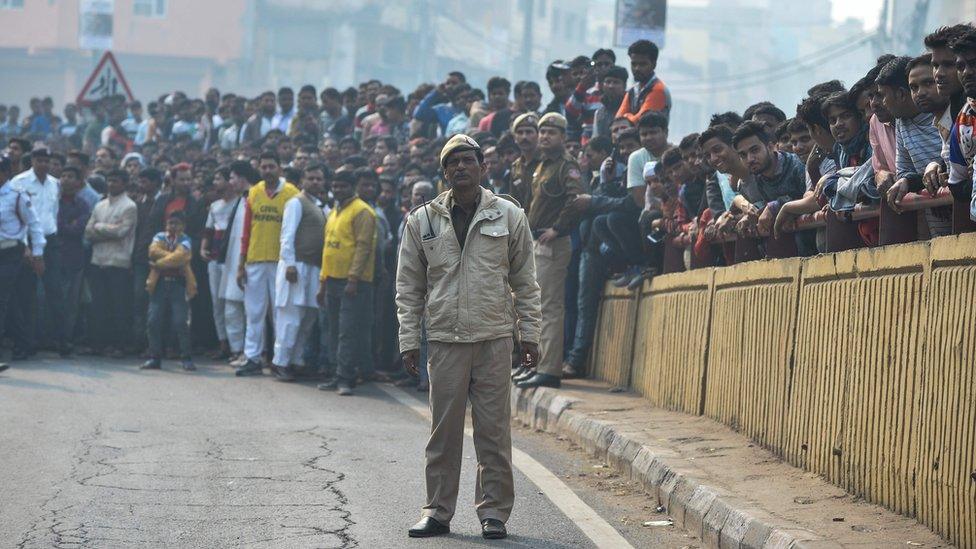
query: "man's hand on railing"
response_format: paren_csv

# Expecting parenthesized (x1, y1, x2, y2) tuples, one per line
(773, 205, 796, 240)
(875, 169, 896, 197)
(687, 218, 700, 242)
(702, 218, 718, 242)
(756, 206, 775, 236)
(715, 211, 737, 236)
(886, 178, 910, 214)
(735, 212, 758, 238)
(923, 162, 947, 197)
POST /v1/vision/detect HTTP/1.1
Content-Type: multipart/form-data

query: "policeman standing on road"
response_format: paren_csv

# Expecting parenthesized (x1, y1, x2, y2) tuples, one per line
(0, 155, 45, 373)
(396, 134, 542, 540)
(512, 112, 584, 390)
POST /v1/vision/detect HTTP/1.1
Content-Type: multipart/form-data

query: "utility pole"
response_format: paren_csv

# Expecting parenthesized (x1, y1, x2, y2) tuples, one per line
(417, 0, 432, 83)
(519, 0, 534, 81)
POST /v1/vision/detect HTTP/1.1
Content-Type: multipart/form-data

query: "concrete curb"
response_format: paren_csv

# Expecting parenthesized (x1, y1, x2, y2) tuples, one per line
(511, 386, 838, 549)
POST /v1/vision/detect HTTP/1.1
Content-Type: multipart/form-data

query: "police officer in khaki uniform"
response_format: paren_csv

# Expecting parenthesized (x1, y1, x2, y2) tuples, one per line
(397, 134, 542, 540)
(508, 112, 541, 210)
(512, 112, 584, 389)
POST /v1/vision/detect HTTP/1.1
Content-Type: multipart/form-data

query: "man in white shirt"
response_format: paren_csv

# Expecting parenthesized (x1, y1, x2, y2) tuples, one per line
(219, 161, 259, 366)
(271, 164, 327, 381)
(200, 169, 237, 359)
(10, 145, 67, 357)
(0, 155, 45, 368)
(273, 87, 296, 133)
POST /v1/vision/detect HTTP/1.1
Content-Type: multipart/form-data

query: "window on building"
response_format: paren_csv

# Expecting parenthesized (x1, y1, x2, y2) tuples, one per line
(133, 0, 166, 18)
(0, 0, 25, 9)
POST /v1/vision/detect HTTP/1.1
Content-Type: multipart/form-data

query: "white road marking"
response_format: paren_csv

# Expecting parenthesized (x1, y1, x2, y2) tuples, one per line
(376, 384, 636, 549)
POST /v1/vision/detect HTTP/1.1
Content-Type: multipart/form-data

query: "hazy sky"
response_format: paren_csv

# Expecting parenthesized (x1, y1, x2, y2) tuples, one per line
(832, 0, 884, 29)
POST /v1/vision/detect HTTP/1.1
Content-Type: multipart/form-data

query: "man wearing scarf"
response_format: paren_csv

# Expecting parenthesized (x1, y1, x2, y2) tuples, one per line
(820, 91, 878, 245)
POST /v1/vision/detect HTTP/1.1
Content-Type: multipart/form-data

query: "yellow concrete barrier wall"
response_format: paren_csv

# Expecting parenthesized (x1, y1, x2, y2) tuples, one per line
(916, 236, 976, 547)
(587, 285, 639, 388)
(585, 233, 976, 547)
(785, 243, 928, 521)
(630, 268, 713, 415)
(703, 258, 801, 453)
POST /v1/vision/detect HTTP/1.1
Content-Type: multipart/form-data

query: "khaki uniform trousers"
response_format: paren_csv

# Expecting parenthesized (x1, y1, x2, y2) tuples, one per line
(533, 235, 572, 378)
(424, 336, 515, 524)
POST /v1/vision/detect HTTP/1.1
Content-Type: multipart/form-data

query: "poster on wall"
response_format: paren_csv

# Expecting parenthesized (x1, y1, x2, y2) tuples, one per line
(79, 0, 114, 50)
(614, 0, 667, 48)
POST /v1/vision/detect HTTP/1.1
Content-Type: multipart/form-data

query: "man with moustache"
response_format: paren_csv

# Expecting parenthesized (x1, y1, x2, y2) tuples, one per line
(508, 113, 541, 209)
(396, 134, 540, 539)
(513, 113, 584, 390)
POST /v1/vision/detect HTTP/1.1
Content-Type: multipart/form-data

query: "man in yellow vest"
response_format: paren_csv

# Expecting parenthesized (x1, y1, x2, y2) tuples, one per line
(235, 151, 300, 376)
(315, 169, 376, 396)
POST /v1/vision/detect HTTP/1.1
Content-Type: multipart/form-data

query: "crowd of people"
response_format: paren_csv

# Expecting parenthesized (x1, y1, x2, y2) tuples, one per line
(0, 23, 974, 391)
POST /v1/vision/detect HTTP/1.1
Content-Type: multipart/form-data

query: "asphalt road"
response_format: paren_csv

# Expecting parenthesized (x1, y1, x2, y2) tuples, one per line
(0, 355, 695, 548)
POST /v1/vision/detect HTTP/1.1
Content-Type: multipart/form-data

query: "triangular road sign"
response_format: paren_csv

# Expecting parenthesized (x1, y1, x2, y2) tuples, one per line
(76, 51, 134, 106)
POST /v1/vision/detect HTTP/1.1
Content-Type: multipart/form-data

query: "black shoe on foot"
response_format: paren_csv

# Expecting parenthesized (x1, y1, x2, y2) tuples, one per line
(140, 359, 162, 370)
(481, 518, 507, 539)
(235, 360, 263, 376)
(511, 365, 527, 380)
(0, 363, 9, 373)
(561, 362, 582, 379)
(516, 372, 561, 389)
(408, 517, 450, 538)
(317, 378, 338, 391)
(274, 365, 295, 382)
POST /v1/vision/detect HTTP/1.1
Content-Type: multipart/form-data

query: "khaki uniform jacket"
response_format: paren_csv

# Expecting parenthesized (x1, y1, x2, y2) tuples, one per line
(526, 150, 584, 234)
(395, 186, 542, 353)
(509, 151, 541, 215)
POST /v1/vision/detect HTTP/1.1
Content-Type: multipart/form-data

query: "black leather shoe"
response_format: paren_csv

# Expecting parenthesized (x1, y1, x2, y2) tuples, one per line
(511, 365, 527, 380)
(273, 365, 295, 381)
(235, 360, 263, 377)
(0, 363, 9, 373)
(561, 362, 582, 379)
(408, 517, 449, 538)
(481, 518, 507, 539)
(516, 372, 561, 389)
(140, 359, 161, 370)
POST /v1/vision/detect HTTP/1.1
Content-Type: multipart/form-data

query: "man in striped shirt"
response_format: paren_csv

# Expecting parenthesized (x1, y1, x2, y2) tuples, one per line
(878, 56, 952, 237)
(564, 49, 617, 143)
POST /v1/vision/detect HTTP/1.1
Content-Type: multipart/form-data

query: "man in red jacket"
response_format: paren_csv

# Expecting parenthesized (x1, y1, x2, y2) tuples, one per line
(616, 40, 672, 125)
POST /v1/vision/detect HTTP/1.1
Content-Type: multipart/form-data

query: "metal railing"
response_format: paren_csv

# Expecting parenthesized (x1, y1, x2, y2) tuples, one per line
(660, 188, 974, 274)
